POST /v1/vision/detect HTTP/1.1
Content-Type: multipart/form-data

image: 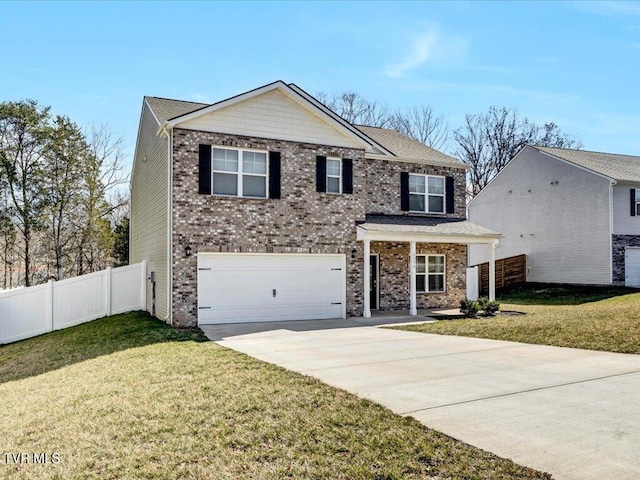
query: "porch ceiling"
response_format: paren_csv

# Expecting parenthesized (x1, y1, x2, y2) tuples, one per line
(356, 215, 501, 245)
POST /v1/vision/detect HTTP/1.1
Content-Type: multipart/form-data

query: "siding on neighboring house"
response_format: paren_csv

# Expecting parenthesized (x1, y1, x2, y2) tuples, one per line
(612, 183, 640, 235)
(130, 102, 169, 319)
(179, 89, 362, 149)
(468, 146, 612, 285)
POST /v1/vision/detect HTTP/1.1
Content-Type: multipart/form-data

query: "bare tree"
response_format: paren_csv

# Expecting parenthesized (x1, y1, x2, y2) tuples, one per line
(74, 124, 128, 274)
(455, 106, 582, 197)
(391, 105, 450, 150)
(316, 91, 393, 127)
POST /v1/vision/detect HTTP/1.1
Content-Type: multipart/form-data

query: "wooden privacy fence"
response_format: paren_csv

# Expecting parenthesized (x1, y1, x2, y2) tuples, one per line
(477, 254, 526, 295)
(0, 261, 146, 345)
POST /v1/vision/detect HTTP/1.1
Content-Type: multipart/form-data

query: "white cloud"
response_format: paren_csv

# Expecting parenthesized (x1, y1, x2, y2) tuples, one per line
(383, 29, 440, 79)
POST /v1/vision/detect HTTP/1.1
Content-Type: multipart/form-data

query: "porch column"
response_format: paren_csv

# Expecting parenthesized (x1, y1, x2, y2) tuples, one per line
(488, 241, 496, 301)
(363, 239, 371, 318)
(409, 240, 417, 316)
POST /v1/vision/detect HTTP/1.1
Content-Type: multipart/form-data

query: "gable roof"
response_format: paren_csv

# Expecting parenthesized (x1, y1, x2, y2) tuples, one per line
(143, 81, 465, 168)
(533, 145, 640, 183)
(356, 125, 464, 168)
(145, 97, 206, 125)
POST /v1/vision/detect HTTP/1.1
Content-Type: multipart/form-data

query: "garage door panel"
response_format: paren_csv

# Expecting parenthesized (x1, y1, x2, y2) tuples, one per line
(197, 253, 346, 324)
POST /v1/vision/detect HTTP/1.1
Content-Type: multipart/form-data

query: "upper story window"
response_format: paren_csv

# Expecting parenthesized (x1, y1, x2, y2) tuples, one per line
(416, 255, 445, 293)
(326, 158, 342, 194)
(636, 189, 640, 216)
(409, 174, 445, 213)
(212, 147, 267, 198)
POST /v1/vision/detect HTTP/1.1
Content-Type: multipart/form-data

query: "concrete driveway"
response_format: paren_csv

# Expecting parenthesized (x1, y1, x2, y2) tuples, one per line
(201, 317, 640, 480)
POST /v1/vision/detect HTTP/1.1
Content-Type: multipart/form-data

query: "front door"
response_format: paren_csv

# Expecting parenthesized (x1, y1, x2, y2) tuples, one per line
(370, 254, 379, 310)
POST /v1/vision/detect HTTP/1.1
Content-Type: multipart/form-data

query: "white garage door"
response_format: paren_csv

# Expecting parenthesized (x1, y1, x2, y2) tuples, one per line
(197, 253, 346, 324)
(625, 248, 640, 288)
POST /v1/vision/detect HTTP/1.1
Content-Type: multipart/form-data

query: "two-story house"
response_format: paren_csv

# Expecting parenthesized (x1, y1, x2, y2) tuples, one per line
(131, 81, 500, 327)
(468, 145, 640, 288)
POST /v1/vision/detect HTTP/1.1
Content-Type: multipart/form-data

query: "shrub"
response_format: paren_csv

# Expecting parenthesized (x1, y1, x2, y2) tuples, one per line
(477, 296, 501, 316)
(460, 298, 480, 318)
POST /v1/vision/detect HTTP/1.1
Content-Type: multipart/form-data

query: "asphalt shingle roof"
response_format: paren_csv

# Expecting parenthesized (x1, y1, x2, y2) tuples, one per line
(533, 146, 640, 183)
(356, 125, 465, 168)
(143, 95, 465, 169)
(358, 215, 500, 238)
(145, 97, 206, 125)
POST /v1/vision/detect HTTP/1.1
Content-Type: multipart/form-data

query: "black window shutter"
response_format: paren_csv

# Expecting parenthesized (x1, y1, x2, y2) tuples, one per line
(342, 158, 353, 194)
(400, 172, 410, 211)
(268, 151, 281, 199)
(631, 188, 637, 217)
(316, 156, 327, 192)
(445, 176, 455, 214)
(198, 144, 212, 194)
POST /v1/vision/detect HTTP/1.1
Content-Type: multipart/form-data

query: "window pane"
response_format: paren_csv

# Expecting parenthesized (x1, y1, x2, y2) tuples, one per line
(410, 194, 425, 211)
(428, 274, 444, 292)
(327, 159, 341, 176)
(416, 256, 426, 274)
(416, 275, 426, 292)
(212, 148, 238, 172)
(409, 175, 425, 193)
(212, 173, 238, 195)
(243, 175, 266, 198)
(428, 195, 444, 213)
(327, 176, 340, 193)
(242, 152, 267, 174)
(428, 176, 444, 194)
(428, 256, 445, 273)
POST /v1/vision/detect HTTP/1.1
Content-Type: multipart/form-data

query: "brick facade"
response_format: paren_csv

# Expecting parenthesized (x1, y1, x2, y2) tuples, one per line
(171, 128, 468, 327)
(371, 242, 467, 310)
(612, 235, 640, 285)
(365, 158, 466, 217)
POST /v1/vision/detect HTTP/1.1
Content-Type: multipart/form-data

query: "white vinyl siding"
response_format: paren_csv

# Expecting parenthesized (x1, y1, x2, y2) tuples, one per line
(178, 89, 362, 149)
(612, 184, 640, 235)
(468, 146, 612, 285)
(130, 102, 169, 319)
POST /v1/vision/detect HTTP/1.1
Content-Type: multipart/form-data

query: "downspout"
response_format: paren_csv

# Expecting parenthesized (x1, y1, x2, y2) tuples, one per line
(164, 126, 173, 325)
(609, 179, 617, 285)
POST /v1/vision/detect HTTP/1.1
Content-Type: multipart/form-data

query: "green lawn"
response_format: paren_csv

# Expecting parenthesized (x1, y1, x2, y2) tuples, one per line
(0, 312, 550, 480)
(397, 285, 640, 354)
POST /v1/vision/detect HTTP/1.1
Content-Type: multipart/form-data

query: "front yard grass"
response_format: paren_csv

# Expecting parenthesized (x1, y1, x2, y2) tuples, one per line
(396, 285, 640, 354)
(0, 311, 550, 479)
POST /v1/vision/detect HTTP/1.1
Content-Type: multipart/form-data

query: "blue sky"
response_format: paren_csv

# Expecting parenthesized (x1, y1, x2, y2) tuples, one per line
(1, 0, 639, 169)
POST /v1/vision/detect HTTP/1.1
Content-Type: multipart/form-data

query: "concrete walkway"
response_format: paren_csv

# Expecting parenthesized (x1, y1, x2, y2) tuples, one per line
(201, 318, 640, 480)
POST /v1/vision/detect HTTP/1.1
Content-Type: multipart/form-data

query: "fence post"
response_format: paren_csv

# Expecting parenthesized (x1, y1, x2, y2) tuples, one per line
(47, 279, 54, 332)
(106, 267, 112, 317)
(141, 260, 147, 311)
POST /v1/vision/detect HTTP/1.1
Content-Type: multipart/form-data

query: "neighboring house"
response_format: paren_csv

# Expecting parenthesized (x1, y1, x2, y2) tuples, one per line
(130, 81, 500, 327)
(468, 145, 640, 288)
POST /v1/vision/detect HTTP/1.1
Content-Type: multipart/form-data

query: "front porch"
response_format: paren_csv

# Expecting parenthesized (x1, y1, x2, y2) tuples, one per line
(357, 215, 501, 318)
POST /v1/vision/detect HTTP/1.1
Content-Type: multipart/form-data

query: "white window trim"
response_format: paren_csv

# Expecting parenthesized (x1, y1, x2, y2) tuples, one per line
(416, 254, 446, 293)
(326, 157, 342, 194)
(409, 174, 445, 214)
(211, 146, 269, 199)
(636, 189, 640, 216)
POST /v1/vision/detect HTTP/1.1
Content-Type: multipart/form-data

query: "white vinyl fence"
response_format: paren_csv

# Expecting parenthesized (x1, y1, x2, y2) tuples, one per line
(0, 261, 146, 345)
